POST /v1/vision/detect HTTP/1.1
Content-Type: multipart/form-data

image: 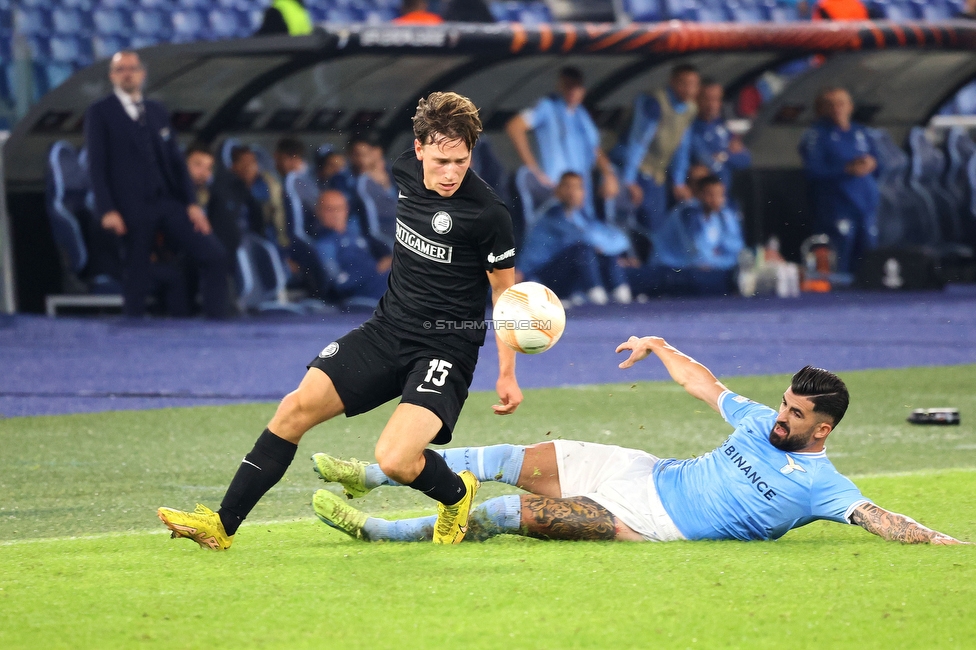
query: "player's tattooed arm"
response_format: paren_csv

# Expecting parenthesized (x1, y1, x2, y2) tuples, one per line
(849, 503, 969, 545)
(520, 495, 618, 541)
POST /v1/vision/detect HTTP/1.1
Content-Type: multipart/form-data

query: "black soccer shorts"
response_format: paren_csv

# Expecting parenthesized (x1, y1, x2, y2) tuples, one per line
(307, 318, 477, 445)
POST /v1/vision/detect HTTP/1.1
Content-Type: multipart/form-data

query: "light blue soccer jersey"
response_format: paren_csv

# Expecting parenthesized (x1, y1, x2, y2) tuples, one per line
(652, 391, 870, 541)
(521, 96, 600, 182)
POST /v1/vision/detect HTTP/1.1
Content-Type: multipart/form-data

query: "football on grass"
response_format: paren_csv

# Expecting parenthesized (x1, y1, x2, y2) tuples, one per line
(493, 282, 566, 354)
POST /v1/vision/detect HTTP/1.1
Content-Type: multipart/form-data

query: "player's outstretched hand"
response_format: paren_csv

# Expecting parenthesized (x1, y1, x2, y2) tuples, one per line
(931, 534, 972, 545)
(616, 336, 663, 369)
(493, 375, 523, 415)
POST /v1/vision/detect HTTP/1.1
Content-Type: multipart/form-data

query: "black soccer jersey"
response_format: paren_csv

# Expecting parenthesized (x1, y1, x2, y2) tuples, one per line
(373, 151, 516, 346)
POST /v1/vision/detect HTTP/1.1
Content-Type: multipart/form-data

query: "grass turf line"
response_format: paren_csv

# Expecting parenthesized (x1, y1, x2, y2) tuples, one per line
(1, 366, 975, 648)
(0, 470, 974, 649)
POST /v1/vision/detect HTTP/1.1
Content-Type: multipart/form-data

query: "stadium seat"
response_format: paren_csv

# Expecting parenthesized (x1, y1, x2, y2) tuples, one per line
(625, 0, 665, 21)
(174, 0, 213, 8)
(42, 62, 75, 92)
(13, 8, 52, 35)
(914, 0, 953, 19)
(513, 165, 557, 234)
(51, 8, 94, 36)
(236, 233, 305, 314)
(45, 140, 123, 294)
(92, 35, 131, 60)
(283, 169, 333, 298)
(24, 35, 51, 62)
(355, 174, 397, 250)
(945, 127, 976, 208)
(92, 8, 133, 37)
(48, 35, 94, 66)
(132, 9, 172, 38)
(171, 9, 210, 42)
(46, 141, 90, 275)
(208, 9, 250, 39)
(760, 0, 800, 21)
(726, 0, 764, 22)
(908, 127, 964, 244)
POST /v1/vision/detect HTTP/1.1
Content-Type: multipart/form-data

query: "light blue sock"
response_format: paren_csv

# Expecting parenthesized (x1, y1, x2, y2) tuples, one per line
(363, 444, 526, 489)
(438, 445, 525, 485)
(362, 515, 436, 542)
(359, 495, 522, 543)
(466, 495, 522, 542)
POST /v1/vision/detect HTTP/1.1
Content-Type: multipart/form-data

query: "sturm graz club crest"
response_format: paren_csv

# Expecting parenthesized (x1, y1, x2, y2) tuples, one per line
(318, 342, 339, 358)
(431, 211, 453, 234)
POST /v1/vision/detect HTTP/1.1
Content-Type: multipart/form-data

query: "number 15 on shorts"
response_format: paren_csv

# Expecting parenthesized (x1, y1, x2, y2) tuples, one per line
(424, 359, 453, 387)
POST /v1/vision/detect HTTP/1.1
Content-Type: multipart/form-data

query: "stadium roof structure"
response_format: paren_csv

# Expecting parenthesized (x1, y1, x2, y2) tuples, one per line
(5, 19, 976, 190)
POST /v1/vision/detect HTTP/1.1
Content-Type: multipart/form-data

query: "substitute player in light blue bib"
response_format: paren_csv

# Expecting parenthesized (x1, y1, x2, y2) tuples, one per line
(309, 336, 967, 547)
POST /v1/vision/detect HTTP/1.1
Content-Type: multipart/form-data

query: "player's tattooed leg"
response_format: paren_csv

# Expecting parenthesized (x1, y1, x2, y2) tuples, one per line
(519, 495, 617, 541)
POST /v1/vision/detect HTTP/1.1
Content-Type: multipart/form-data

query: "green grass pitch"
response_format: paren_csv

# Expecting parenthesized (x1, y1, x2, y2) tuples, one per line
(2, 366, 975, 649)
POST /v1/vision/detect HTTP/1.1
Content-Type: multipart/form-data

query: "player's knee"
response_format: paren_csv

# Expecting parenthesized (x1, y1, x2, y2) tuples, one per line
(375, 444, 422, 484)
(272, 390, 316, 438)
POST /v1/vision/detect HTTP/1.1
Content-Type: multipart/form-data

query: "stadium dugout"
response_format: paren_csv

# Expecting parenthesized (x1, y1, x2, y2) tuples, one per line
(3, 20, 976, 313)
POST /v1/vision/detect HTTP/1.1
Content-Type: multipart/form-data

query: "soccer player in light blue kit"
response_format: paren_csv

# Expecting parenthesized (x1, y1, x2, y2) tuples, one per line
(312, 336, 967, 545)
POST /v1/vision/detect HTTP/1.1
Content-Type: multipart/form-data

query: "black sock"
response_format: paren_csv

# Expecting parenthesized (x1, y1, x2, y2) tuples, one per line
(218, 429, 297, 536)
(408, 449, 466, 506)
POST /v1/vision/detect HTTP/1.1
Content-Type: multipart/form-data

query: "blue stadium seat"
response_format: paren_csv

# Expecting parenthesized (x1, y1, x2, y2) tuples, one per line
(46, 140, 124, 294)
(91, 35, 131, 60)
(245, 9, 264, 31)
(356, 174, 397, 250)
(662, 0, 692, 19)
(48, 35, 94, 66)
(236, 233, 305, 315)
(909, 126, 966, 245)
(726, 0, 764, 22)
(19, 0, 55, 8)
(282, 169, 335, 299)
(92, 8, 133, 37)
(173, 0, 212, 9)
(946, 127, 976, 208)
(13, 7, 52, 35)
(132, 9, 172, 38)
(951, 81, 976, 115)
(625, 0, 665, 21)
(51, 8, 94, 35)
(24, 35, 51, 62)
(914, 0, 953, 18)
(209, 9, 250, 39)
(129, 35, 162, 49)
(39, 62, 74, 94)
(513, 165, 557, 233)
(46, 140, 91, 275)
(172, 9, 210, 42)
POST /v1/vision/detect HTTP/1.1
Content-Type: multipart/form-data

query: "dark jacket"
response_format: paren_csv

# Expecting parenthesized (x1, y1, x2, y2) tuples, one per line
(207, 169, 265, 255)
(84, 93, 194, 220)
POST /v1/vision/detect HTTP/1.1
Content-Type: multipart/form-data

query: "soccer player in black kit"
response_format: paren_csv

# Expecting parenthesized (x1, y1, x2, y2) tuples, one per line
(158, 92, 522, 549)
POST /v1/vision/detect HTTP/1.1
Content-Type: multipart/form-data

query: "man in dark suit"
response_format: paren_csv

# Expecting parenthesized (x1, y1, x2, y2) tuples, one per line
(85, 51, 229, 318)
